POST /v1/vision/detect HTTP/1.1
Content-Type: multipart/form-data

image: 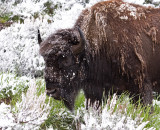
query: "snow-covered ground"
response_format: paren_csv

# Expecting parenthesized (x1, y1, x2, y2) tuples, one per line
(0, 0, 160, 129)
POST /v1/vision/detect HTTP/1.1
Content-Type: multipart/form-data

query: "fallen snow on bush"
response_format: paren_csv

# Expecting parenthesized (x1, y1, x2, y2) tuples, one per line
(0, 73, 30, 93)
(0, 80, 51, 130)
(80, 94, 155, 130)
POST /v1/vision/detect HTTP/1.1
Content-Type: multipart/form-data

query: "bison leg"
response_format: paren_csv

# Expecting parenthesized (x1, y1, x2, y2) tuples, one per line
(127, 74, 153, 106)
(84, 86, 104, 110)
(140, 76, 153, 106)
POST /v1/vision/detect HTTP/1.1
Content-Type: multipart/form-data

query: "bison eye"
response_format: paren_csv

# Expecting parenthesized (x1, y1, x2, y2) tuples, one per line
(58, 55, 74, 68)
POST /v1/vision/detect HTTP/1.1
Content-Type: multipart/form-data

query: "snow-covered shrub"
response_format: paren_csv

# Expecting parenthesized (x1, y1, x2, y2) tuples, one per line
(0, 79, 51, 129)
(0, 73, 30, 100)
(80, 94, 154, 130)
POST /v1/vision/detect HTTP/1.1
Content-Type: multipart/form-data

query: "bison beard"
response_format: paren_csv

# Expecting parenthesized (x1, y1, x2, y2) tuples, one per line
(38, 0, 160, 111)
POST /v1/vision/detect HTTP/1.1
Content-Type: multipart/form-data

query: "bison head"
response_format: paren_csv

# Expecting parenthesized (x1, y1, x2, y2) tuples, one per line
(38, 27, 88, 110)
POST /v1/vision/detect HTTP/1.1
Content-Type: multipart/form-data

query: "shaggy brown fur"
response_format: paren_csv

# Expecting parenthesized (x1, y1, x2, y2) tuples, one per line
(39, 0, 160, 110)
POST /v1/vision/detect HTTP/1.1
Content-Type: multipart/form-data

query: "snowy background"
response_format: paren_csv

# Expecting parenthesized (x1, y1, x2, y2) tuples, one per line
(0, 0, 160, 129)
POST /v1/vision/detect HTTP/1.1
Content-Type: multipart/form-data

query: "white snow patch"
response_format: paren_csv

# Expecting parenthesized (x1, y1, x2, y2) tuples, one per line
(123, 0, 145, 5)
(124, 0, 160, 7)
(153, 0, 160, 3)
(0, 103, 14, 128)
(153, 99, 160, 106)
(120, 15, 128, 20)
(117, 3, 140, 19)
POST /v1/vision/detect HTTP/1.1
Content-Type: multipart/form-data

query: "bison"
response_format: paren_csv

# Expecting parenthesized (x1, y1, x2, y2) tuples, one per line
(38, 0, 160, 111)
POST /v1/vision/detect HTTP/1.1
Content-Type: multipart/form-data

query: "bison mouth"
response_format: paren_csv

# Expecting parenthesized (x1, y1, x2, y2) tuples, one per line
(46, 88, 61, 100)
(46, 88, 76, 111)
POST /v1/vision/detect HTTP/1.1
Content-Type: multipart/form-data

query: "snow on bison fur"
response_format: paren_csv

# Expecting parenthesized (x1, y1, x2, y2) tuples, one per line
(38, 0, 160, 111)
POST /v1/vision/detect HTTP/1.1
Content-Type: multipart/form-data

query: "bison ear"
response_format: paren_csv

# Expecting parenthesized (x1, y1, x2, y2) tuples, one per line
(71, 27, 86, 55)
(38, 29, 42, 45)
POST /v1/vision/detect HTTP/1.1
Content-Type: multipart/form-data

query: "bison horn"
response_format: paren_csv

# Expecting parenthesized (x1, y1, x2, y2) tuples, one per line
(71, 27, 86, 55)
(38, 29, 42, 45)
